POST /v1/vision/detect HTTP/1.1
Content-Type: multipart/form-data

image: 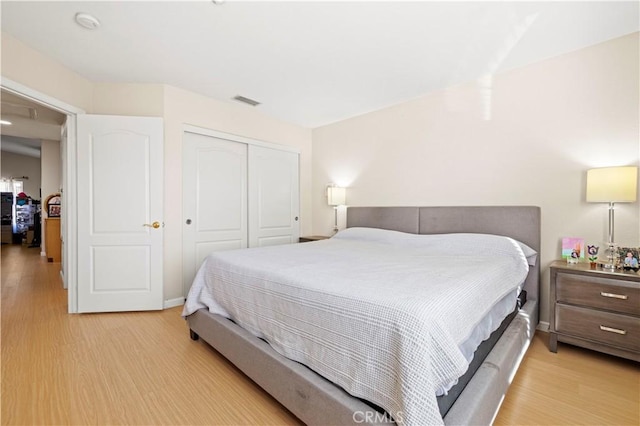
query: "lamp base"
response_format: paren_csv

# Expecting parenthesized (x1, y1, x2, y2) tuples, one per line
(599, 242, 619, 270)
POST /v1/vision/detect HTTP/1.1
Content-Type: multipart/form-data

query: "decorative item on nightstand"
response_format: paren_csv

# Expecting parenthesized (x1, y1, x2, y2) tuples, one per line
(561, 237, 584, 264)
(587, 244, 599, 269)
(619, 247, 640, 272)
(327, 185, 346, 234)
(586, 166, 638, 270)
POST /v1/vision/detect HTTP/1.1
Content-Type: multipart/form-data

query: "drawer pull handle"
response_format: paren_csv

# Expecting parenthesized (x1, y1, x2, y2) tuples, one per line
(600, 292, 628, 300)
(599, 325, 627, 335)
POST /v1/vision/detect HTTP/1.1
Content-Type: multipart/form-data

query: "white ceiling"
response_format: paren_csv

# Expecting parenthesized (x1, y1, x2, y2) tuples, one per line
(1, 1, 638, 128)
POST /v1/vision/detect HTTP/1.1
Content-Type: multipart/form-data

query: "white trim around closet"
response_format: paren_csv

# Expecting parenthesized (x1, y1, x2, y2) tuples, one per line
(182, 124, 301, 154)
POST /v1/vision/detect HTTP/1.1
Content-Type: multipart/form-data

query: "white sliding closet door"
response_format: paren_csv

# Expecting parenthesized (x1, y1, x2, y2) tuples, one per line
(248, 145, 300, 247)
(182, 132, 248, 290)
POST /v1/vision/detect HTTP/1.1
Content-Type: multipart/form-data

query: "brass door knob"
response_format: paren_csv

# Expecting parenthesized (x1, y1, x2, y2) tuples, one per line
(143, 221, 161, 229)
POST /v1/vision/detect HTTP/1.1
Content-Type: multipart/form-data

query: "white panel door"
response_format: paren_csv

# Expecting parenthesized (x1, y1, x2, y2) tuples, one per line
(77, 115, 163, 313)
(248, 145, 299, 247)
(182, 132, 248, 292)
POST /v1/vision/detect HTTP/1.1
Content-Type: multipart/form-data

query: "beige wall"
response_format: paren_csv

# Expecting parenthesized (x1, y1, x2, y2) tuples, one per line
(1, 32, 93, 111)
(40, 139, 61, 203)
(40, 139, 61, 254)
(92, 83, 165, 117)
(312, 32, 640, 325)
(0, 151, 41, 198)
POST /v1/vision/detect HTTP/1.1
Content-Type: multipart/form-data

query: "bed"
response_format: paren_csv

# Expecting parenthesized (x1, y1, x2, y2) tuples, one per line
(184, 206, 540, 425)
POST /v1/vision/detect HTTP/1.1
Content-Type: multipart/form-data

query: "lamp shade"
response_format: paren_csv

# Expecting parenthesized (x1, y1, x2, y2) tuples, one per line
(327, 186, 346, 206)
(586, 166, 638, 203)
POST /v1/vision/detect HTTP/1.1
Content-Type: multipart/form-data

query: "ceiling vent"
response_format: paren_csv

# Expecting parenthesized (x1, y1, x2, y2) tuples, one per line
(233, 95, 260, 107)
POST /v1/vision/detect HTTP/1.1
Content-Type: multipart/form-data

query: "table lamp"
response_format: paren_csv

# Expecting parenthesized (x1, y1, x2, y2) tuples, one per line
(327, 186, 346, 233)
(586, 166, 638, 269)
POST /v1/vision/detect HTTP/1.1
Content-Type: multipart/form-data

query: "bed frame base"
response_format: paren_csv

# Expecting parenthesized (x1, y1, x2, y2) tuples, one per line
(188, 299, 536, 425)
(188, 309, 382, 425)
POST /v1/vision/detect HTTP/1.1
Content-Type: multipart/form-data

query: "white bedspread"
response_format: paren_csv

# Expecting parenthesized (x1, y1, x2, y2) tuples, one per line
(183, 228, 529, 426)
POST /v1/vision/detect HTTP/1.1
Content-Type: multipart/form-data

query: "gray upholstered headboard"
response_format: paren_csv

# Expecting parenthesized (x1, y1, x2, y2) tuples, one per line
(346, 206, 541, 316)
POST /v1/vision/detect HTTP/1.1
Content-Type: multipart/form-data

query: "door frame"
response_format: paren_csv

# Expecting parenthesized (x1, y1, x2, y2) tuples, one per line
(1, 77, 84, 313)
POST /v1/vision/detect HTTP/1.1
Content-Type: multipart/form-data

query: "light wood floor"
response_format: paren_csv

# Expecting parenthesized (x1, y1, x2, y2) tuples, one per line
(2, 245, 638, 425)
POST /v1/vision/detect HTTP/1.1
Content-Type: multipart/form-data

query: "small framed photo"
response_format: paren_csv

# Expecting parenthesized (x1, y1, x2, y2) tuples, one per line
(48, 204, 61, 218)
(562, 237, 584, 264)
(618, 247, 639, 271)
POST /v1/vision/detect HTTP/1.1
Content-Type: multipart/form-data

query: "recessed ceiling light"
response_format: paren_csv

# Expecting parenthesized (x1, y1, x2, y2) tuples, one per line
(75, 12, 100, 30)
(0, 120, 12, 126)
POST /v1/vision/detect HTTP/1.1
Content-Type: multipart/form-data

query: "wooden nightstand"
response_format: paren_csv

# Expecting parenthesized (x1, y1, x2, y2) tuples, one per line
(549, 261, 640, 362)
(299, 235, 330, 243)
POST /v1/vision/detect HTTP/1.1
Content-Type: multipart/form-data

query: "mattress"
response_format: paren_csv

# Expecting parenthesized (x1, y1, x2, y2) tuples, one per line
(183, 228, 530, 425)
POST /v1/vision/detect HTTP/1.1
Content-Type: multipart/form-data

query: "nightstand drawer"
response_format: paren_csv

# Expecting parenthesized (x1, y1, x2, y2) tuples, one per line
(557, 273, 640, 315)
(556, 304, 640, 352)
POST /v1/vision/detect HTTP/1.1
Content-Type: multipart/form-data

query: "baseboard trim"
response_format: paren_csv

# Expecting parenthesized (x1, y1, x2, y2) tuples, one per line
(164, 297, 185, 309)
(536, 321, 550, 332)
